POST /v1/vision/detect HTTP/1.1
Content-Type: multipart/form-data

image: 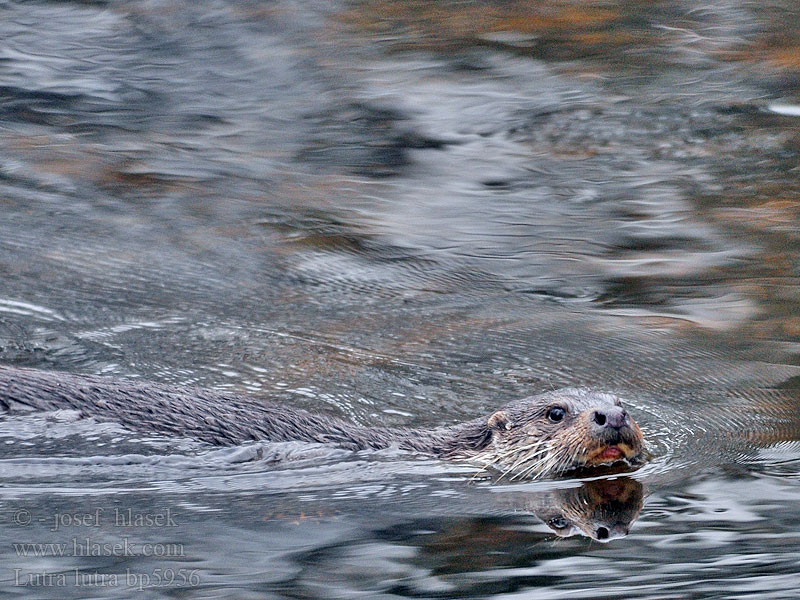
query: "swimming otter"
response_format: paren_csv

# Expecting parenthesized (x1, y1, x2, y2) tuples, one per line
(0, 366, 644, 479)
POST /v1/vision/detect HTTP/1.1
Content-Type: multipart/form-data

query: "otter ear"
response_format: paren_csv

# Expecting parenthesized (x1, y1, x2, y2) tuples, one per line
(487, 410, 512, 431)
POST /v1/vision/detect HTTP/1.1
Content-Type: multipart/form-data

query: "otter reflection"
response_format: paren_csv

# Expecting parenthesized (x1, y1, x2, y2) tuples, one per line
(370, 478, 643, 580)
(443, 476, 643, 549)
(516, 476, 643, 541)
(287, 478, 643, 598)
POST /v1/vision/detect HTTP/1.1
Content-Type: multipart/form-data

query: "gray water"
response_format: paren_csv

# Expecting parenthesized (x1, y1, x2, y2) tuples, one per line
(2, 0, 800, 597)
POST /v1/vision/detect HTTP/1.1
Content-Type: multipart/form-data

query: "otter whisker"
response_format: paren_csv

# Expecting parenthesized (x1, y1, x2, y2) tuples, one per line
(529, 443, 579, 480)
(510, 445, 558, 480)
(497, 450, 538, 480)
(472, 441, 550, 481)
(467, 442, 544, 480)
(480, 440, 547, 467)
(502, 442, 552, 480)
(469, 450, 514, 480)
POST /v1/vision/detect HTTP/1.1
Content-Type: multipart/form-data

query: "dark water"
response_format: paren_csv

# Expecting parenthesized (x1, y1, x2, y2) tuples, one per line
(3, 0, 800, 597)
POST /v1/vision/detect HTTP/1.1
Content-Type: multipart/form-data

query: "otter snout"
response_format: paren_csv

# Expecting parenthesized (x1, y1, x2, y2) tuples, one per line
(591, 406, 629, 430)
(586, 402, 643, 464)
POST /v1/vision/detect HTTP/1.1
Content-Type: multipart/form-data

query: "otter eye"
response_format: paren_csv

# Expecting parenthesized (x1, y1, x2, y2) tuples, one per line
(546, 406, 566, 422)
(548, 516, 569, 530)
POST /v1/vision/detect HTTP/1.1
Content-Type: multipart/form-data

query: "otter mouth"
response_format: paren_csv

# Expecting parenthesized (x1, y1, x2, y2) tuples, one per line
(598, 446, 624, 462)
(585, 443, 642, 468)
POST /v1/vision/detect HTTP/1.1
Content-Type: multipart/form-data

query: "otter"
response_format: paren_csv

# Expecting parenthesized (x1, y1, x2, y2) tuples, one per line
(0, 366, 644, 479)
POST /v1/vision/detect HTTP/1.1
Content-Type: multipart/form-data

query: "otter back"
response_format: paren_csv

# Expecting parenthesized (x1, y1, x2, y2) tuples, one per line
(0, 366, 409, 451)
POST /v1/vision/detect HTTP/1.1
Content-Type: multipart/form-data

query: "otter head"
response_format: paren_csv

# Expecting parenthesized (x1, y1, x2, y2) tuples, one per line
(472, 388, 644, 480)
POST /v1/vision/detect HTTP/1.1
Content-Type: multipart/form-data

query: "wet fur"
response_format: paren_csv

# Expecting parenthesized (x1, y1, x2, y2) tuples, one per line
(0, 366, 642, 478)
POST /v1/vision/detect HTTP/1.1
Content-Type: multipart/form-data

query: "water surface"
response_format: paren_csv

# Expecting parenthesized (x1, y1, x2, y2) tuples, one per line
(3, 0, 800, 597)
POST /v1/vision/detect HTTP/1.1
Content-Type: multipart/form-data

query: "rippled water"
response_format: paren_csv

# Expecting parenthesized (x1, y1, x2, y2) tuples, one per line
(3, 0, 800, 597)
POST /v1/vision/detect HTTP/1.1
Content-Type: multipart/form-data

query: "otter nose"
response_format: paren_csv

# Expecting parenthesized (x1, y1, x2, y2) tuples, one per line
(592, 407, 628, 430)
